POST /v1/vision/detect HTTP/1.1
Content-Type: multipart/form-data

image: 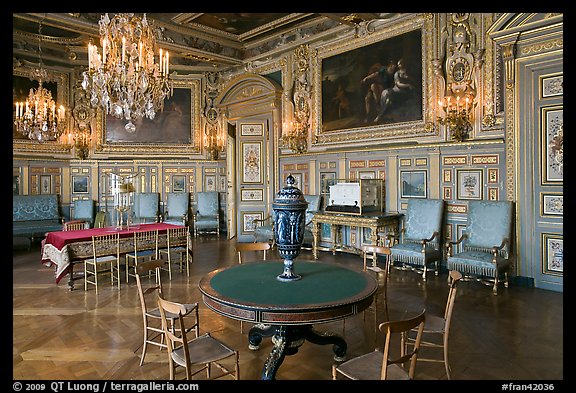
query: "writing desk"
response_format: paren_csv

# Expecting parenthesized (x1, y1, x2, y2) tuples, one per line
(199, 260, 378, 380)
(311, 211, 402, 259)
(41, 223, 186, 290)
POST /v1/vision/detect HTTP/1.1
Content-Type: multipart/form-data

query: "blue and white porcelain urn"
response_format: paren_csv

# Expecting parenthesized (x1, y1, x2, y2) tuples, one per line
(273, 175, 308, 282)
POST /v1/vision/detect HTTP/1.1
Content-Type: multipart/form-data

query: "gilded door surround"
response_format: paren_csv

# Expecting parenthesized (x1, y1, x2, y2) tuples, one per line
(488, 13, 563, 291)
(216, 73, 283, 240)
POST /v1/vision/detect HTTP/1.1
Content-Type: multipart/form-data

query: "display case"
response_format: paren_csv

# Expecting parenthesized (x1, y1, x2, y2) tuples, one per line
(324, 178, 384, 215)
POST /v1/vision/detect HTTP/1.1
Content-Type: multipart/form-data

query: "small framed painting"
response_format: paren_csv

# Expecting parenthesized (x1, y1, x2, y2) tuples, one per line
(40, 175, 52, 195)
(456, 169, 483, 200)
(400, 170, 426, 198)
(172, 175, 186, 192)
(72, 176, 89, 194)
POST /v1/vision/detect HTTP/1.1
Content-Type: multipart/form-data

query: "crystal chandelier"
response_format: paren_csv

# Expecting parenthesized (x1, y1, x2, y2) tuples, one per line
(82, 13, 172, 133)
(13, 20, 66, 142)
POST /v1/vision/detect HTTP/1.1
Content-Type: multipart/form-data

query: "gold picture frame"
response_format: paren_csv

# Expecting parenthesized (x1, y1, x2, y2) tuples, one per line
(13, 65, 71, 154)
(95, 78, 202, 156)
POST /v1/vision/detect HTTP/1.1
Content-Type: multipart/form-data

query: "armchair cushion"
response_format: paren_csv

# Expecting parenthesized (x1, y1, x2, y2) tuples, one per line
(73, 200, 95, 228)
(403, 198, 444, 242)
(193, 192, 220, 236)
(465, 200, 513, 251)
(133, 193, 160, 223)
(164, 192, 189, 225)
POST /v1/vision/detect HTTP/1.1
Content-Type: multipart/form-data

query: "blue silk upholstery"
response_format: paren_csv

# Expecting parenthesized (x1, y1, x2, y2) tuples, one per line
(73, 200, 95, 228)
(193, 191, 220, 237)
(446, 200, 513, 295)
(163, 192, 190, 226)
(133, 193, 160, 224)
(390, 198, 445, 280)
(13, 194, 64, 241)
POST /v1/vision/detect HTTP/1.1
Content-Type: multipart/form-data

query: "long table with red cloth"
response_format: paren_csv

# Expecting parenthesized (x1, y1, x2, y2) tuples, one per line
(41, 223, 187, 288)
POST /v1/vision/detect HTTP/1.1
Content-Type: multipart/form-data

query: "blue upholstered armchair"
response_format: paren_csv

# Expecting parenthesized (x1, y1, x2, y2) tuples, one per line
(253, 195, 322, 248)
(132, 193, 161, 224)
(389, 198, 445, 280)
(163, 192, 190, 226)
(193, 191, 220, 237)
(446, 200, 513, 295)
(72, 199, 95, 228)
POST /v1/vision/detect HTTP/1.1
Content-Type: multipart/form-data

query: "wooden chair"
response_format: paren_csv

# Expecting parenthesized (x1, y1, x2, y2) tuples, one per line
(84, 233, 121, 294)
(361, 244, 392, 332)
(332, 310, 426, 380)
(135, 259, 199, 366)
(235, 241, 271, 264)
(157, 295, 239, 380)
(158, 226, 191, 279)
(126, 229, 159, 283)
(62, 220, 87, 231)
(235, 241, 271, 333)
(403, 270, 462, 380)
(94, 211, 107, 228)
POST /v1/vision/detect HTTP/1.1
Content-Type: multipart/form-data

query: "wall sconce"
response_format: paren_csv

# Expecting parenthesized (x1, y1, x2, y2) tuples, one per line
(283, 120, 308, 154)
(204, 124, 225, 160)
(65, 126, 91, 160)
(437, 92, 475, 142)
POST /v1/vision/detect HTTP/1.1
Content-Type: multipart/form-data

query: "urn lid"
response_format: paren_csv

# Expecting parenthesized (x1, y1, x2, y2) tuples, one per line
(273, 175, 308, 209)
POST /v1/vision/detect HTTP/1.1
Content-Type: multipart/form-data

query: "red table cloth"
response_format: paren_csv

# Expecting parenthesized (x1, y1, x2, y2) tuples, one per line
(41, 223, 184, 284)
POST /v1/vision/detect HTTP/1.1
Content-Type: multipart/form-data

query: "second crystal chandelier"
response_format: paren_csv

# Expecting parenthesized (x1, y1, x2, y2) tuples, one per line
(82, 13, 172, 132)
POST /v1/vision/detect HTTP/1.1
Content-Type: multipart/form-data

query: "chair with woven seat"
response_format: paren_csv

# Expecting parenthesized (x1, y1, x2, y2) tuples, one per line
(62, 220, 87, 231)
(332, 309, 426, 380)
(158, 295, 240, 380)
(84, 232, 121, 294)
(126, 229, 159, 283)
(389, 198, 445, 281)
(446, 200, 513, 295)
(193, 191, 220, 237)
(135, 259, 199, 366)
(163, 192, 190, 226)
(235, 241, 271, 333)
(403, 270, 462, 380)
(159, 226, 192, 279)
(361, 244, 392, 333)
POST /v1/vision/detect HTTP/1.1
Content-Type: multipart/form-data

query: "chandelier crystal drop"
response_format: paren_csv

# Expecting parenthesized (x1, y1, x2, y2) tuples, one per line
(82, 13, 173, 132)
(13, 20, 66, 142)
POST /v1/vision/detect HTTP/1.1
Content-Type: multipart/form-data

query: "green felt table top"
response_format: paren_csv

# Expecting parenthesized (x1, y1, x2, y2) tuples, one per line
(202, 260, 376, 308)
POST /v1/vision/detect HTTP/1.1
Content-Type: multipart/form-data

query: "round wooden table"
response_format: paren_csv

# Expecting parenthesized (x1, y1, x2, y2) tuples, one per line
(199, 260, 378, 380)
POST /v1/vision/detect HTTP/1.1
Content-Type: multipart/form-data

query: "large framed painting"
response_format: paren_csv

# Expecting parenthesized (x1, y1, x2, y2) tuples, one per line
(13, 65, 70, 153)
(95, 78, 201, 155)
(319, 28, 422, 133)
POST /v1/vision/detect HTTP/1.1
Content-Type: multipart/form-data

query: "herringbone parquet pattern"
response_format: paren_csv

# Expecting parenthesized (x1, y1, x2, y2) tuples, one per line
(13, 237, 563, 381)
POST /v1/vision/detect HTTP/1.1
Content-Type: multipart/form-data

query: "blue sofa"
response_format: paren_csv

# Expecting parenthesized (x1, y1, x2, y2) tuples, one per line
(13, 194, 64, 242)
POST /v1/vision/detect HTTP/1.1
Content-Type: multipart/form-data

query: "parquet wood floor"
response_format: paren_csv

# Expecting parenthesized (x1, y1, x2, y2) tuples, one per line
(12, 237, 563, 382)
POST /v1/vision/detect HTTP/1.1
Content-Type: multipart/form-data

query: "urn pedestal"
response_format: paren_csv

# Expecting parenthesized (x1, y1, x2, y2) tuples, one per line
(273, 175, 308, 282)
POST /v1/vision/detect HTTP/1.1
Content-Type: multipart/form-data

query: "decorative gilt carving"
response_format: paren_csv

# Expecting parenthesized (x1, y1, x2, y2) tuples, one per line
(436, 13, 484, 142)
(283, 44, 311, 154)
